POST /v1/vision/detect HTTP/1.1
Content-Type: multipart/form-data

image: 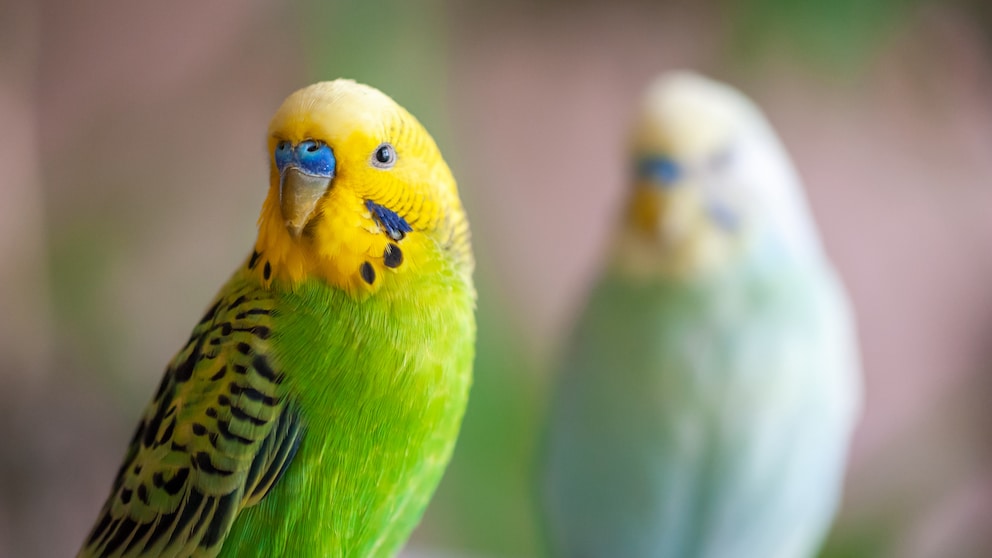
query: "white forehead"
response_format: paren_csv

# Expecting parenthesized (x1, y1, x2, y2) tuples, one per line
(633, 71, 759, 158)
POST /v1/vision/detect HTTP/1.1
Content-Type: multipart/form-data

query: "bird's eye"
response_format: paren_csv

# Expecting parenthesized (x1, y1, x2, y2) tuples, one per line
(372, 143, 396, 168)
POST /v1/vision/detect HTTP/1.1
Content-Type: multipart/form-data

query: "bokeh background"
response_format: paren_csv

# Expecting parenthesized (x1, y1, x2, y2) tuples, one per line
(2, 0, 992, 556)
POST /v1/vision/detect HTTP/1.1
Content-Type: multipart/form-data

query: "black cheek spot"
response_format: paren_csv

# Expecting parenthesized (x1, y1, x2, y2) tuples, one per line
(263, 262, 272, 281)
(383, 244, 403, 268)
(248, 251, 261, 270)
(360, 262, 376, 285)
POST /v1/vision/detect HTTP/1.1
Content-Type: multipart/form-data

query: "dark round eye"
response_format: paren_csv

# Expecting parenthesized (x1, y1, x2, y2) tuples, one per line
(372, 143, 396, 168)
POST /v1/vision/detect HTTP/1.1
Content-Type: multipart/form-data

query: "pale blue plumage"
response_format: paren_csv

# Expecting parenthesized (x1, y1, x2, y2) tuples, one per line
(541, 72, 861, 558)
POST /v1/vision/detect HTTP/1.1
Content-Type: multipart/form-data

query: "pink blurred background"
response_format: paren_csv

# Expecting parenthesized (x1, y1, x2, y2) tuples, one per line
(2, 1, 991, 556)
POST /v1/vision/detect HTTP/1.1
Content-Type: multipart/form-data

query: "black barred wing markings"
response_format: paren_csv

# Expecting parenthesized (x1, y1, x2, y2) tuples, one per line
(80, 283, 304, 558)
(243, 392, 302, 508)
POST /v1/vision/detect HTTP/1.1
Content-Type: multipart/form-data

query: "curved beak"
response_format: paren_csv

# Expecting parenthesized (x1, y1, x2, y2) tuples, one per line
(280, 167, 332, 237)
(629, 182, 703, 241)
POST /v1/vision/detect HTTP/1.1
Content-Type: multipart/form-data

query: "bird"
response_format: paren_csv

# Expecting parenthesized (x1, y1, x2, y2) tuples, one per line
(541, 71, 861, 558)
(78, 79, 476, 558)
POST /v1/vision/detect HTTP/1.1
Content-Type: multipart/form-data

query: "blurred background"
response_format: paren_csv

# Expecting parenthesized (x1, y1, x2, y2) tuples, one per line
(2, 0, 992, 556)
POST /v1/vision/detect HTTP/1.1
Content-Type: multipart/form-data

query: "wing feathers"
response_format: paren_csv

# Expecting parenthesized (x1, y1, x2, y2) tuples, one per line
(79, 282, 304, 558)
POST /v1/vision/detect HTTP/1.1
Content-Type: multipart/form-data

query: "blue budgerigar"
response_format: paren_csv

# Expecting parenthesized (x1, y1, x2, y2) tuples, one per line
(541, 72, 862, 558)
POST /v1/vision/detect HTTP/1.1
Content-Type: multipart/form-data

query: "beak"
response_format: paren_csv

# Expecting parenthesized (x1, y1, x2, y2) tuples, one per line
(629, 182, 702, 240)
(279, 167, 332, 237)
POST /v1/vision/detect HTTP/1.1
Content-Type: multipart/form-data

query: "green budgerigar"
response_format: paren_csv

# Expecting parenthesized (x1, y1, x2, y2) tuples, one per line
(541, 72, 861, 558)
(79, 80, 476, 557)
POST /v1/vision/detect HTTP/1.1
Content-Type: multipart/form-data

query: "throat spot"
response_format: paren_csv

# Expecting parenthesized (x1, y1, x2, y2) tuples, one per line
(384, 243, 403, 268)
(357, 243, 404, 288)
(360, 261, 376, 285)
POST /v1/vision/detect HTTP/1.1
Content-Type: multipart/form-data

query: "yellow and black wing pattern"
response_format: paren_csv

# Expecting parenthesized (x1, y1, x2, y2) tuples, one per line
(79, 282, 303, 558)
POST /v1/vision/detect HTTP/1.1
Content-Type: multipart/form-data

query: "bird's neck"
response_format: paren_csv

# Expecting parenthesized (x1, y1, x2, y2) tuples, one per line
(610, 211, 824, 283)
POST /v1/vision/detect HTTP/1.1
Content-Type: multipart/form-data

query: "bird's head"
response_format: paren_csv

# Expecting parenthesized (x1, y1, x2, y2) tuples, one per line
(254, 80, 472, 295)
(617, 71, 819, 279)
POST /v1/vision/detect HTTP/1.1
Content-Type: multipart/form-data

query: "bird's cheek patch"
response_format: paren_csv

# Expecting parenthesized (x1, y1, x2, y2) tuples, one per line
(366, 199, 412, 241)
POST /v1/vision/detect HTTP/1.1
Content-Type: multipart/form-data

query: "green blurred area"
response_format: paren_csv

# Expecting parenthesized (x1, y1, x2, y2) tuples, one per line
(722, 0, 924, 73)
(296, 0, 453, 137)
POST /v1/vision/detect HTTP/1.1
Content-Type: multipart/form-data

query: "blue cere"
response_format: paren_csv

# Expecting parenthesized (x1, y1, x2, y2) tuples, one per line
(637, 156, 681, 186)
(274, 139, 337, 177)
(296, 140, 336, 176)
(366, 200, 413, 240)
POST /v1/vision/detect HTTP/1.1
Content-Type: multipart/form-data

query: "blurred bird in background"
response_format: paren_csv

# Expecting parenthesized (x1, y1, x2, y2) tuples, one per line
(77, 80, 476, 558)
(541, 72, 862, 558)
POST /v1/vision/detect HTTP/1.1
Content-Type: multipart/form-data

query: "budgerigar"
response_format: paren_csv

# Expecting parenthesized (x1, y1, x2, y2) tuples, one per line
(79, 80, 476, 557)
(541, 72, 861, 558)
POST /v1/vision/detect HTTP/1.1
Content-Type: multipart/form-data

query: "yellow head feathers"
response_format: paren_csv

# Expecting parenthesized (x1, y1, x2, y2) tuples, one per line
(253, 79, 472, 296)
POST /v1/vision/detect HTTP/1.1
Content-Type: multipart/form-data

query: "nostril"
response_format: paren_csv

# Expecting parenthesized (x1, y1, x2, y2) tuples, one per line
(292, 140, 336, 177)
(297, 140, 322, 153)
